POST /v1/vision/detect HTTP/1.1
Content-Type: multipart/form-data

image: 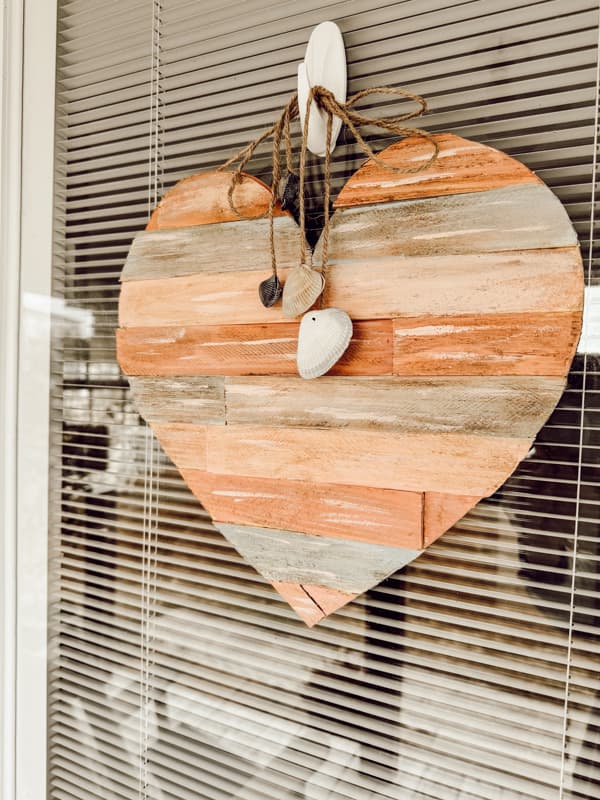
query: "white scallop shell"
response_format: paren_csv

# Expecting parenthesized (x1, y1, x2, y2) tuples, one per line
(297, 307, 353, 379)
(282, 264, 324, 318)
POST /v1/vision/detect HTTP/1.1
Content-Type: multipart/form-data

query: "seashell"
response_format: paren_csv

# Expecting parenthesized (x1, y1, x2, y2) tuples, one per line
(258, 274, 283, 307)
(280, 172, 299, 211)
(297, 307, 353, 379)
(282, 264, 324, 318)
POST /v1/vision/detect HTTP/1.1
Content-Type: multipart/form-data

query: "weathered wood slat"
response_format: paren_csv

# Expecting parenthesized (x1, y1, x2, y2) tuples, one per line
(152, 423, 207, 470)
(119, 248, 582, 328)
(217, 523, 422, 594)
(181, 468, 423, 548)
(270, 582, 359, 626)
(423, 492, 481, 546)
(122, 216, 302, 282)
(334, 133, 540, 208)
(320, 184, 577, 260)
(146, 171, 286, 230)
(224, 375, 566, 437)
(117, 320, 392, 377)
(204, 425, 532, 496)
(393, 311, 582, 376)
(269, 582, 328, 626)
(129, 376, 225, 425)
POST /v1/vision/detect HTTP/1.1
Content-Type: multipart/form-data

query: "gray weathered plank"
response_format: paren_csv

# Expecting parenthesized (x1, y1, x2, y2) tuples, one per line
(224, 375, 565, 438)
(217, 523, 422, 593)
(315, 183, 577, 261)
(122, 215, 301, 282)
(129, 376, 225, 424)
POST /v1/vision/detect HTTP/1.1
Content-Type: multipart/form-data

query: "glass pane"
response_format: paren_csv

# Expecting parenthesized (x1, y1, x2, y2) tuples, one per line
(47, 2, 600, 799)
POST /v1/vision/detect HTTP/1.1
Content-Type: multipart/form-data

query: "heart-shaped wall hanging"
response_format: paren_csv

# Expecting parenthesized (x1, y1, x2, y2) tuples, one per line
(117, 133, 583, 626)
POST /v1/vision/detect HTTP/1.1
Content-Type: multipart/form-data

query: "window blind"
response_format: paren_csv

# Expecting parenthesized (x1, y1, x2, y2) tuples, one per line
(48, 1, 600, 799)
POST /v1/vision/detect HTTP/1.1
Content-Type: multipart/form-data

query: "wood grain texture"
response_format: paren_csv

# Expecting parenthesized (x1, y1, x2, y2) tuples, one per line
(334, 133, 541, 207)
(270, 582, 328, 626)
(119, 248, 583, 328)
(129, 376, 225, 424)
(217, 523, 422, 593)
(393, 311, 582, 377)
(300, 584, 358, 616)
(270, 582, 358, 626)
(122, 216, 302, 282)
(151, 423, 207, 470)
(325, 248, 584, 320)
(181, 468, 423, 548)
(423, 492, 482, 546)
(224, 375, 566, 438)
(204, 425, 532, 497)
(320, 184, 577, 261)
(146, 171, 286, 230)
(117, 320, 392, 377)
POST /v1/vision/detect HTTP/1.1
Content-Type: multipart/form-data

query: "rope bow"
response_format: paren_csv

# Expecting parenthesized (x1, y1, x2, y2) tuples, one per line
(218, 84, 439, 298)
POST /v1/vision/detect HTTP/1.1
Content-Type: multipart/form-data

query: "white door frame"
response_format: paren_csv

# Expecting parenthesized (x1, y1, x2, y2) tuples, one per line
(0, 0, 57, 797)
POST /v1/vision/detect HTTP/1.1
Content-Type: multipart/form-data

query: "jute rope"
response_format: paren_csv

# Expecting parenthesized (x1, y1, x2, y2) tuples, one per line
(219, 84, 439, 287)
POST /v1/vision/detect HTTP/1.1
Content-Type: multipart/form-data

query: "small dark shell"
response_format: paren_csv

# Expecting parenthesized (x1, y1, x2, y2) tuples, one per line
(258, 274, 283, 307)
(280, 172, 299, 211)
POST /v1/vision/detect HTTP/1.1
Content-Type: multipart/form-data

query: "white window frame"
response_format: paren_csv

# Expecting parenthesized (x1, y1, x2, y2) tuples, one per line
(0, 0, 57, 798)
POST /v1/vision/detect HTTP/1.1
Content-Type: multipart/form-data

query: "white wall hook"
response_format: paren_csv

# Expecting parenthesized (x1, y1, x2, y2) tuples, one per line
(297, 21, 347, 157)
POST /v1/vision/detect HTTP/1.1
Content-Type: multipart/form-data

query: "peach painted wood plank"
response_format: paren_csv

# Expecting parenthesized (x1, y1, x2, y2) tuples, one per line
(324, 249, 583, 321)
(270, 582, 359, 626)
(204, 425, 532, 496)
(320, 185, 577, 261)
(217, 523, 422, 594)
(146, 171, 286, 230)
(270, 582, 326, 626)
(119, 248, 583, 329)
(334, 133, 541, 208)
(181, 469, 423, 548)
(300, 585, 358, 617)
(423, 492, 482, 547)
(117, 320, 392, 377)
(151, 423, 207, 470)
(122, 216, 301, 282)
(129, 376, 225, 425)
(224, 375, 566, 437)
(393, 311, 582, 376)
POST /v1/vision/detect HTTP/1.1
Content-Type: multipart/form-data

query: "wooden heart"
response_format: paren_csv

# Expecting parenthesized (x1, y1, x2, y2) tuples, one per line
(117, 134, 584, 626)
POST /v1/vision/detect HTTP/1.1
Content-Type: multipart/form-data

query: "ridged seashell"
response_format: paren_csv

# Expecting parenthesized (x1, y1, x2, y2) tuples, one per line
(297, 307, 353, 379)
(280, 172, 299, 211)
(282, 265, 324, 318)
(258, 274, 283, 307)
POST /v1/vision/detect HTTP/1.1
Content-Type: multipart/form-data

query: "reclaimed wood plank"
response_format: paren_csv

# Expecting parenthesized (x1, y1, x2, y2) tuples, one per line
(117, 320, 392, 377)
(270, 582, 359, 626)
(122, 216, 301, 282)
(217, 523, 422, 594)
(119, 248, 583, 328)
(181, 469, 423, 548)
(320, 184, 577, 261)
(152, 423, 207, 470)
(269, 582, 327, 626)
(146, 170, 286, 230)
(423, 492, 482, 547)
(224, 375, 566, 438)
(300, 584, 358, 616)
(334, 133, 540, 208)
(128, 376, 225, 425)
(204, 425, 532, 496)
(393, 311, 581, 376)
